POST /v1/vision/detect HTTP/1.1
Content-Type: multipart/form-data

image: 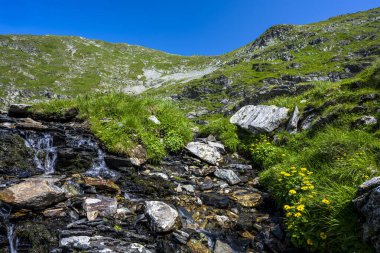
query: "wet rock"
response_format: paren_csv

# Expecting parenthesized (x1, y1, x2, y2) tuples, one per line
(0, 129, 36, 177)
(0, 177, 66, 209)
(15, 117, 48, 130)
(199, 193, 230, 209)
(353, 177, 380, 252)
(287, 106, 300, 133)
(173, 230, 191, 244)
(56, 148, 94, 174)
(200, 177, 214, 190)
(125, 243, 152, 253)
(214, 240, 233, 253)
(8, 104, 31, 117)
(230, 105, 289, 133)
(145, 201, 179, 232)
(83, 196, 118, 221)
(214, 169, 241, 185)
(83, 177, 121, 194)
(227, 164, 253, 170)
(186, 142, 222, 165)
(187, 239, 211, 253)
(230, 189, 263, 207)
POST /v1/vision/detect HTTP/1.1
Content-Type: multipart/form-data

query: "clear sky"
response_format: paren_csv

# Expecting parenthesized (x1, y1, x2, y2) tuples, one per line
(0, 0, 378, 56)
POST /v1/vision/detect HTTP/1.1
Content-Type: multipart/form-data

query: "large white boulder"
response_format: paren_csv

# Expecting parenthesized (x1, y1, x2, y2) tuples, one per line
(145, 201, 179, 232)
(230, 105, 289, 133)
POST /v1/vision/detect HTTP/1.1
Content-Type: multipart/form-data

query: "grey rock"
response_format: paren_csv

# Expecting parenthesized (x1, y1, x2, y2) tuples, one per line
(173, 230, 190, 244)
(357, 116, 377, 126)
(287, 106, 300, 133)
(145, 201, 179, 232)
(214, 240, 233, 253)
(60, 236, 92, 250)
(182, 184, 195, 193)
(83, 196, 118, 221)
(125, 243, 152, 253)
(353, 177, 380, 252)
(185, 142, 222, 165)
(214, 169, 241, 185)
(230, 105, 289, 133)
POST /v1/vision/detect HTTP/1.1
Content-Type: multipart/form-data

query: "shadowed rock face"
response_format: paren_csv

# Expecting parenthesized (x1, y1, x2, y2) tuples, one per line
(230, 105, 290, 133)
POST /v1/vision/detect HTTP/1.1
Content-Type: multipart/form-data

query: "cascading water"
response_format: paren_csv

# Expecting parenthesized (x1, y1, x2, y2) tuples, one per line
(0, 206, 18, 253)
(67, 136, 118, 180)
(24, 132, 57, 174)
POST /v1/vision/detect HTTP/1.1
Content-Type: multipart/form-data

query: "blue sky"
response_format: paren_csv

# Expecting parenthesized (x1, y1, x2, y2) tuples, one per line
(0, 1, 378, 56)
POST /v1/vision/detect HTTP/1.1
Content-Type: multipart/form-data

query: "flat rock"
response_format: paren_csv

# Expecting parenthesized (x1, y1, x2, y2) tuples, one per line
(214, 240, 233, 253)
(185, 142, 222, 165)
(230, 189, 263, 207)
(145, 201, 179, 232)
(83, 196, 118, 221)
(0, 177, 66, 209)
(230, 105, 289, 133)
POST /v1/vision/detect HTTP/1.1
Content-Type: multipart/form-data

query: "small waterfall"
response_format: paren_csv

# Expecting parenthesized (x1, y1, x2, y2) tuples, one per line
(25, 132, 57, 174)
(0, 207, 18, 253)
(68, 136, 118, 179)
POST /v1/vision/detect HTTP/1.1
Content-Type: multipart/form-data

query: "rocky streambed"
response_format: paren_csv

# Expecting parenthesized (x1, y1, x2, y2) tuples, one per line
(0, 111, 299, 253)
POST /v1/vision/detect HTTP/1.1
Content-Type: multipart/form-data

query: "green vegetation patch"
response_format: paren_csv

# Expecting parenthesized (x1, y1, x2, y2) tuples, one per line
(32, 93, 193, 162)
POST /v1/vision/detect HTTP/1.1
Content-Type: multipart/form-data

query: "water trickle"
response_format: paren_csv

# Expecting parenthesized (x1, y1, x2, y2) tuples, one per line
(68, 136, 118, 180)
(0, 206, 18, 253)
(25, 132, 57, 174)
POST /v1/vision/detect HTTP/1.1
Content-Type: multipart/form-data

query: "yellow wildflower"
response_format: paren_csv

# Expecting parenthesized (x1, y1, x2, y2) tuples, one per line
(284, 173, 291, 177)
(307, 239, 313, 245)
(282, 153, 286, 157)
(286, 212, 293, 218)
(298, 172, 306, 176)
(278, 179, 283, 182)
(283, 205, 291, 210)
(280, 171, 286, 175)
(308, 185, 315, 190)
(294, 212, 302, 218)
(320, 232, 327, 240)
(289, 189, 297, 195)
(296, 204, 305, 212)
(322, 198, 330, 205)
(307, 171, 313, 175)
(300, 168, 307, 172)
(301, 186, 309, 191)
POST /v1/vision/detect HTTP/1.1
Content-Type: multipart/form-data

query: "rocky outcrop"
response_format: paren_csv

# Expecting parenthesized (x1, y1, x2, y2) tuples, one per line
(287, 106, 300, 133)
(144, 201, 179, 232)
(0, 177, 66, 209)
(230, 105, 289, 133)
(353, 177, 380, 252)
(7, 104, 31, 117)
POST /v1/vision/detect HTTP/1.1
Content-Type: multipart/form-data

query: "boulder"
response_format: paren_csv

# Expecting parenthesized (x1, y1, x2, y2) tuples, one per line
(353, 177, 380, 252)
(214, 240, 233, 253)
(214, 169, 241, 185)
(144, 201, 179, 232)
(0, 177, 66, 209)
(230, 105, 289, 133)
(185, 142, 222, 165)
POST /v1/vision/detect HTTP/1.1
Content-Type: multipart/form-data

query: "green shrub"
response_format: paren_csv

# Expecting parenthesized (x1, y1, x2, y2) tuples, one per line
(250, 136, 283, 169)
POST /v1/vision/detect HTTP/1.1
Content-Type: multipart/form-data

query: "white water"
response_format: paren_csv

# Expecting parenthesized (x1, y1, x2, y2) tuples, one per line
(0, 207, 18, 253)
(25, 133, 57, 174)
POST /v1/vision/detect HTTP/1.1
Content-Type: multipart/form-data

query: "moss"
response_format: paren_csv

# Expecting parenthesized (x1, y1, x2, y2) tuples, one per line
(15, 222, 57, 253)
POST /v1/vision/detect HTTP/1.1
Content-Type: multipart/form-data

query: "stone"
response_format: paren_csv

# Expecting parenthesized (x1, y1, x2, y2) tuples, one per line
(230, 189, 263, 207)
(287, 106, 300, 133)
(215, 215, 230, 228)
(182, 184, 195, 193)
(200, 177, 213, 190)
(214, 240, 233, 253)
(125, 243, 152, 253)
(148, 115, 160, 125)
(353, 177, 380, 251)
(8, 104, 31, 117)
(60, 236, 91, 250)
(207, 141, 225, 153)
(354, 116, 377, 126)
(83, 196, 118, 221)
(145, 201, 179, 232)
(185, 142, 222, 165)
(83, 177, 121, 194)
(214, 169, 241, 185)
(173, 230, 190, 244)
(199, 193, 230, 209)
(0, 177, 66, 209)
(230, 105, 289, 133)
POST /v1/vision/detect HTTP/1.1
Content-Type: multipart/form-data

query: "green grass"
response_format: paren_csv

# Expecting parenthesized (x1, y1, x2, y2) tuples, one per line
(32, 93, 193, 162)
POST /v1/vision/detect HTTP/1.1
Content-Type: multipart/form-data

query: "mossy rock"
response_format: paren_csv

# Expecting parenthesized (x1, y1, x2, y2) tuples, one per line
(0, 130, 37, 177)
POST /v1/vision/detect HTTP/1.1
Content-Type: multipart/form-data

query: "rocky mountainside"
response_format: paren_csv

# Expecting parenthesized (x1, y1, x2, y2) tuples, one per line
(0, 8, 379, 110)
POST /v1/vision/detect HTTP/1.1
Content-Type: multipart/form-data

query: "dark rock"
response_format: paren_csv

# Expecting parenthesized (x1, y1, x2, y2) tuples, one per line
(309, 37, 329, 45)
(352, 116, 377, 127)
(199, 193, 230, 209)
(252, 63, 271, 72)
(210, 75, 232, 88)
(56, 148, 94, 174)
(7, 104, 31, 117)
(287, 106, 300, 133)
(344, 62, 371, 73)
(200, 177, 214, 190)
